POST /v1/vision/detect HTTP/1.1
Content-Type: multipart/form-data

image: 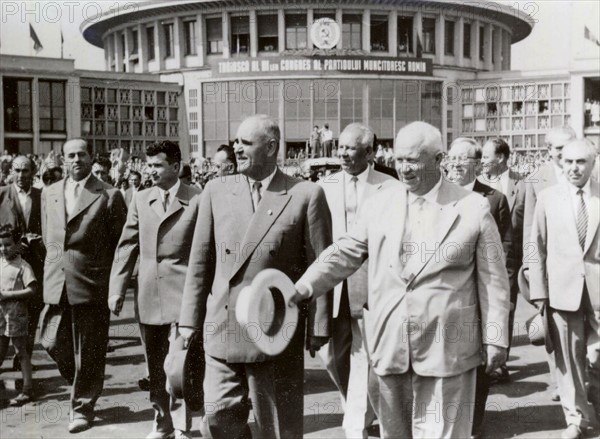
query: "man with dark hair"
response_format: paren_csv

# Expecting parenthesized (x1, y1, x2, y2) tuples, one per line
(109, 140, 200, 439)
(42, 167, 63, 187)
(91, 156, 112, 185)
(178, 164, 193, 185)
(0, 155, 45, 371)
(178, 114, 332, 439)
(40, 138, 127, 433)
(213, 144, 237, 177)
(480, 137, 526, 384)
(124, 171, 142, 206)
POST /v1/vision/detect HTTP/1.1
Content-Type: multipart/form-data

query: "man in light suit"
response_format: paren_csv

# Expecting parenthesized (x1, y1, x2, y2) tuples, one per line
(318, 123, 394, 438)
(523, 126, 577, 401)
(178, 114, 332, 439)
(292, 122, 510, 438)
(447, 138, 513, 439)
(0, 156, 45, 366)
(40, 138, 127, 433)
(109, 141, 201, 439)
(529, 140, 600, 439)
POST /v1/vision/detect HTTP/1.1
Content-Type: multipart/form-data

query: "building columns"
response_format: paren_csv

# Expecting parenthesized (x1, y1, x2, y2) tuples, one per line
(389, 10, 398, 56)
(414, 10, 422, 55)
(362, 9, 370, 53)
(222, 12, 230, 58)
(436, 14, 444, 64)
(485, 23, 493, 71)
(196, 13, 205, 65)
(250, 10, 258, 58)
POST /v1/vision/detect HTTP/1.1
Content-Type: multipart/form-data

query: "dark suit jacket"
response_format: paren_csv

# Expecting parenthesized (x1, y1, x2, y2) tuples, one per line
(473, 180, 514, 288)
(0, 185, 45, 299)
(110, 183, 202, 325)
(179, 169, 333, 363)
(41, 175, 127, 305)
(373, 162, 398, 180)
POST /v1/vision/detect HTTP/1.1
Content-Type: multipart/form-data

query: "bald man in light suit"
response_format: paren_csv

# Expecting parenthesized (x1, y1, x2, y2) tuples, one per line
(292, 122, 510, 438)
(317, 123, 394, 438)
(529, 140, 600, 439)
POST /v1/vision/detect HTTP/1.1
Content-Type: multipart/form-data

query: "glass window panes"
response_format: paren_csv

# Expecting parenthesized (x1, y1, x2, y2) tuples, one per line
(207, 17, 223, 54)
(285, 14, 307, 50)
(163, 23, 174, 58)
(231, 15, 250, 55)
(147, 26, 155, 60)
(423, 18, 436, 54)
(3, 78, 32, 132)
(397, 16, 413, 54)
(445, 20, 454, 55)
(343, 14, 362, 50)
(370, 15, 388, 52)
(258, 14, 278, 52)
(184, 20, 197, 55)
(463, 23, 471, 58)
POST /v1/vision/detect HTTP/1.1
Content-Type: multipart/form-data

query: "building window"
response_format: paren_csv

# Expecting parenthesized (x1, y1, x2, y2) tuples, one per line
(422, 81, 442, 129)
(189, 89, 198, 107)
(463, 23, 471, 58)
(184, 20, 197, 55)
(341, 80, 363, 129)
(314, 10, 335, 21)
(368, 80, 394, 138)
(38, 81, 66, 132)
(285, 14, 307, 50)
(397, 16, 413, 54)
(3, 78, 32, 132)
(479, 26, 485, 60)
(423, 18, 436, 54)
(190, 134, 198, 152)
(163, 23, 174, 58)
(343, 14, 362, 50)
(207, 17, 223, 54)
(445, 20, 454, 55)
(131, 29, 138, 55)
(370, 15, 388, 51)
(231, 15, 250, 55)
(120, 33, 126, 56)
(147, 26, 155, 60)
(258, 14, 278, 52)
(189, 112, 198, 130)
(492, 29, 496, 64)
(283, 80, 311, 139)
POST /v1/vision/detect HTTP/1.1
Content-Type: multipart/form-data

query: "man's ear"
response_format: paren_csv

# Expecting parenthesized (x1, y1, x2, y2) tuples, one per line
(267, 139, 278, 158)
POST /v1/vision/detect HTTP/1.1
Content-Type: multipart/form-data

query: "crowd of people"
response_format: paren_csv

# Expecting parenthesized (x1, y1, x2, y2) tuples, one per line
(0, 117, 599, 439)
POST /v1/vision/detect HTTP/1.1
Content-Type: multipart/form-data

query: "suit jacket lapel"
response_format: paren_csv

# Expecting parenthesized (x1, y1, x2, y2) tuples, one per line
(69, 176, 102, 223)
(387, 187, 408, 275)
(160, 184, 188, 225)
(585, 180, 600, 254)
(505, 176, 517, 211)
(47, 180, 67, 230)
(331, 174, 346, 234)
(229, 170, 291, 279)
(149, 187, 165, 219)
(401, 180, 459, 287)
(8, 185, 26, 229)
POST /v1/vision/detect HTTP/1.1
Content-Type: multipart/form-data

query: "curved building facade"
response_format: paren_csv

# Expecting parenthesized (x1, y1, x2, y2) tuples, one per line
(81, 0, 534, 159)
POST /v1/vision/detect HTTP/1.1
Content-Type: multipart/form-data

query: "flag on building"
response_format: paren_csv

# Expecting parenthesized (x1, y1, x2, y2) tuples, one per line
(584, 26, 600, 47)
(60, 28, 64, 58)
(29, 23, 43, 53)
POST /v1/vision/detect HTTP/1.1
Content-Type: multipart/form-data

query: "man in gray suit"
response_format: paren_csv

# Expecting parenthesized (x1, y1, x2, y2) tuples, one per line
(109, 141, 201, 439)
(40, 138, 127, 433)
(317, 123, 394, 438)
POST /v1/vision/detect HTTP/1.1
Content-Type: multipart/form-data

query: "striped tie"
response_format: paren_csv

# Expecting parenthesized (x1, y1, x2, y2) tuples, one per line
(576, 189, 588, 250)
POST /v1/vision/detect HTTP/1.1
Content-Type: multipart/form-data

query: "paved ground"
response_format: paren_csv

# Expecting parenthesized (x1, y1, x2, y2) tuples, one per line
(0, 295, 596, 438)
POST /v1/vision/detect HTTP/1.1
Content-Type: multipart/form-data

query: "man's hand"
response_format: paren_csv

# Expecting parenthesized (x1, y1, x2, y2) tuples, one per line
(288, 286, 311, 307)
(178, 327, 197, 348)
(306, 336, 329, 358)
(483, 344, 507, 374)
(108, 295, 124, 316)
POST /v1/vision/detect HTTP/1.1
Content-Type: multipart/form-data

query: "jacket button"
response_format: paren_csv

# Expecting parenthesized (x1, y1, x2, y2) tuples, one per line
(225, 305, 228, 310)
(225, 249, 231, 255)
(269, 250, 276, 257)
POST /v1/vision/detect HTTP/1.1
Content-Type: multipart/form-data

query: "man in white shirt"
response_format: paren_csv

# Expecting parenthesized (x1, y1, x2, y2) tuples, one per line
(529, 139, 600, 439)
(321, 123, 334, 157)
(318, 123, 395, 438)
(292, 122, 510, 438)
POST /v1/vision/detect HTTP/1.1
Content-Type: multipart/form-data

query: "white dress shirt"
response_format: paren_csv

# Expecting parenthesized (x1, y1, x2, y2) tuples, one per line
(156, 179, 181, 213)
(14, 184, 32, 227)
(248, 167, 277, 211)
(65, 173, 91, 218)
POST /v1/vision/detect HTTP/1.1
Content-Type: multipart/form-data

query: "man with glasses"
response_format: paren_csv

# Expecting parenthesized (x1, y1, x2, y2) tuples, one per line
(447, 137, 513, 439)
(177, 114, 332, 439)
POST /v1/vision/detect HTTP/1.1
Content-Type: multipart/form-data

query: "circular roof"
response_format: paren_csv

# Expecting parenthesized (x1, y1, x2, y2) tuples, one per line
(81, 0, 534, 48)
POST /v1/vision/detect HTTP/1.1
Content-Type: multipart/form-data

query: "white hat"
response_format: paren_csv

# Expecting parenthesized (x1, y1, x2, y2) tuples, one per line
(235, 269, 299, 356)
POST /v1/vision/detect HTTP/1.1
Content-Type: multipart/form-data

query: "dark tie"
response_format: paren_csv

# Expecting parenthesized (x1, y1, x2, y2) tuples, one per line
(162, 191, 170, 213)
(252, 181, 262, 210)
(576, 189, 588, 250)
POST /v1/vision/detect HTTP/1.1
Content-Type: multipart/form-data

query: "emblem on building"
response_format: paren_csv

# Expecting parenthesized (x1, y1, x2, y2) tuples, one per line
(310, 18, 341, 49)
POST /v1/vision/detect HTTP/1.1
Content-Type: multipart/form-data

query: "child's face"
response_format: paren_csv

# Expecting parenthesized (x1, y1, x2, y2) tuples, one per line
(0, 237, 18, 260)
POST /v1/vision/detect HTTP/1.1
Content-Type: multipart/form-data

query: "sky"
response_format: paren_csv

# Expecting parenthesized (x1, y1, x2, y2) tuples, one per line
(0, 1, 598, 71)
